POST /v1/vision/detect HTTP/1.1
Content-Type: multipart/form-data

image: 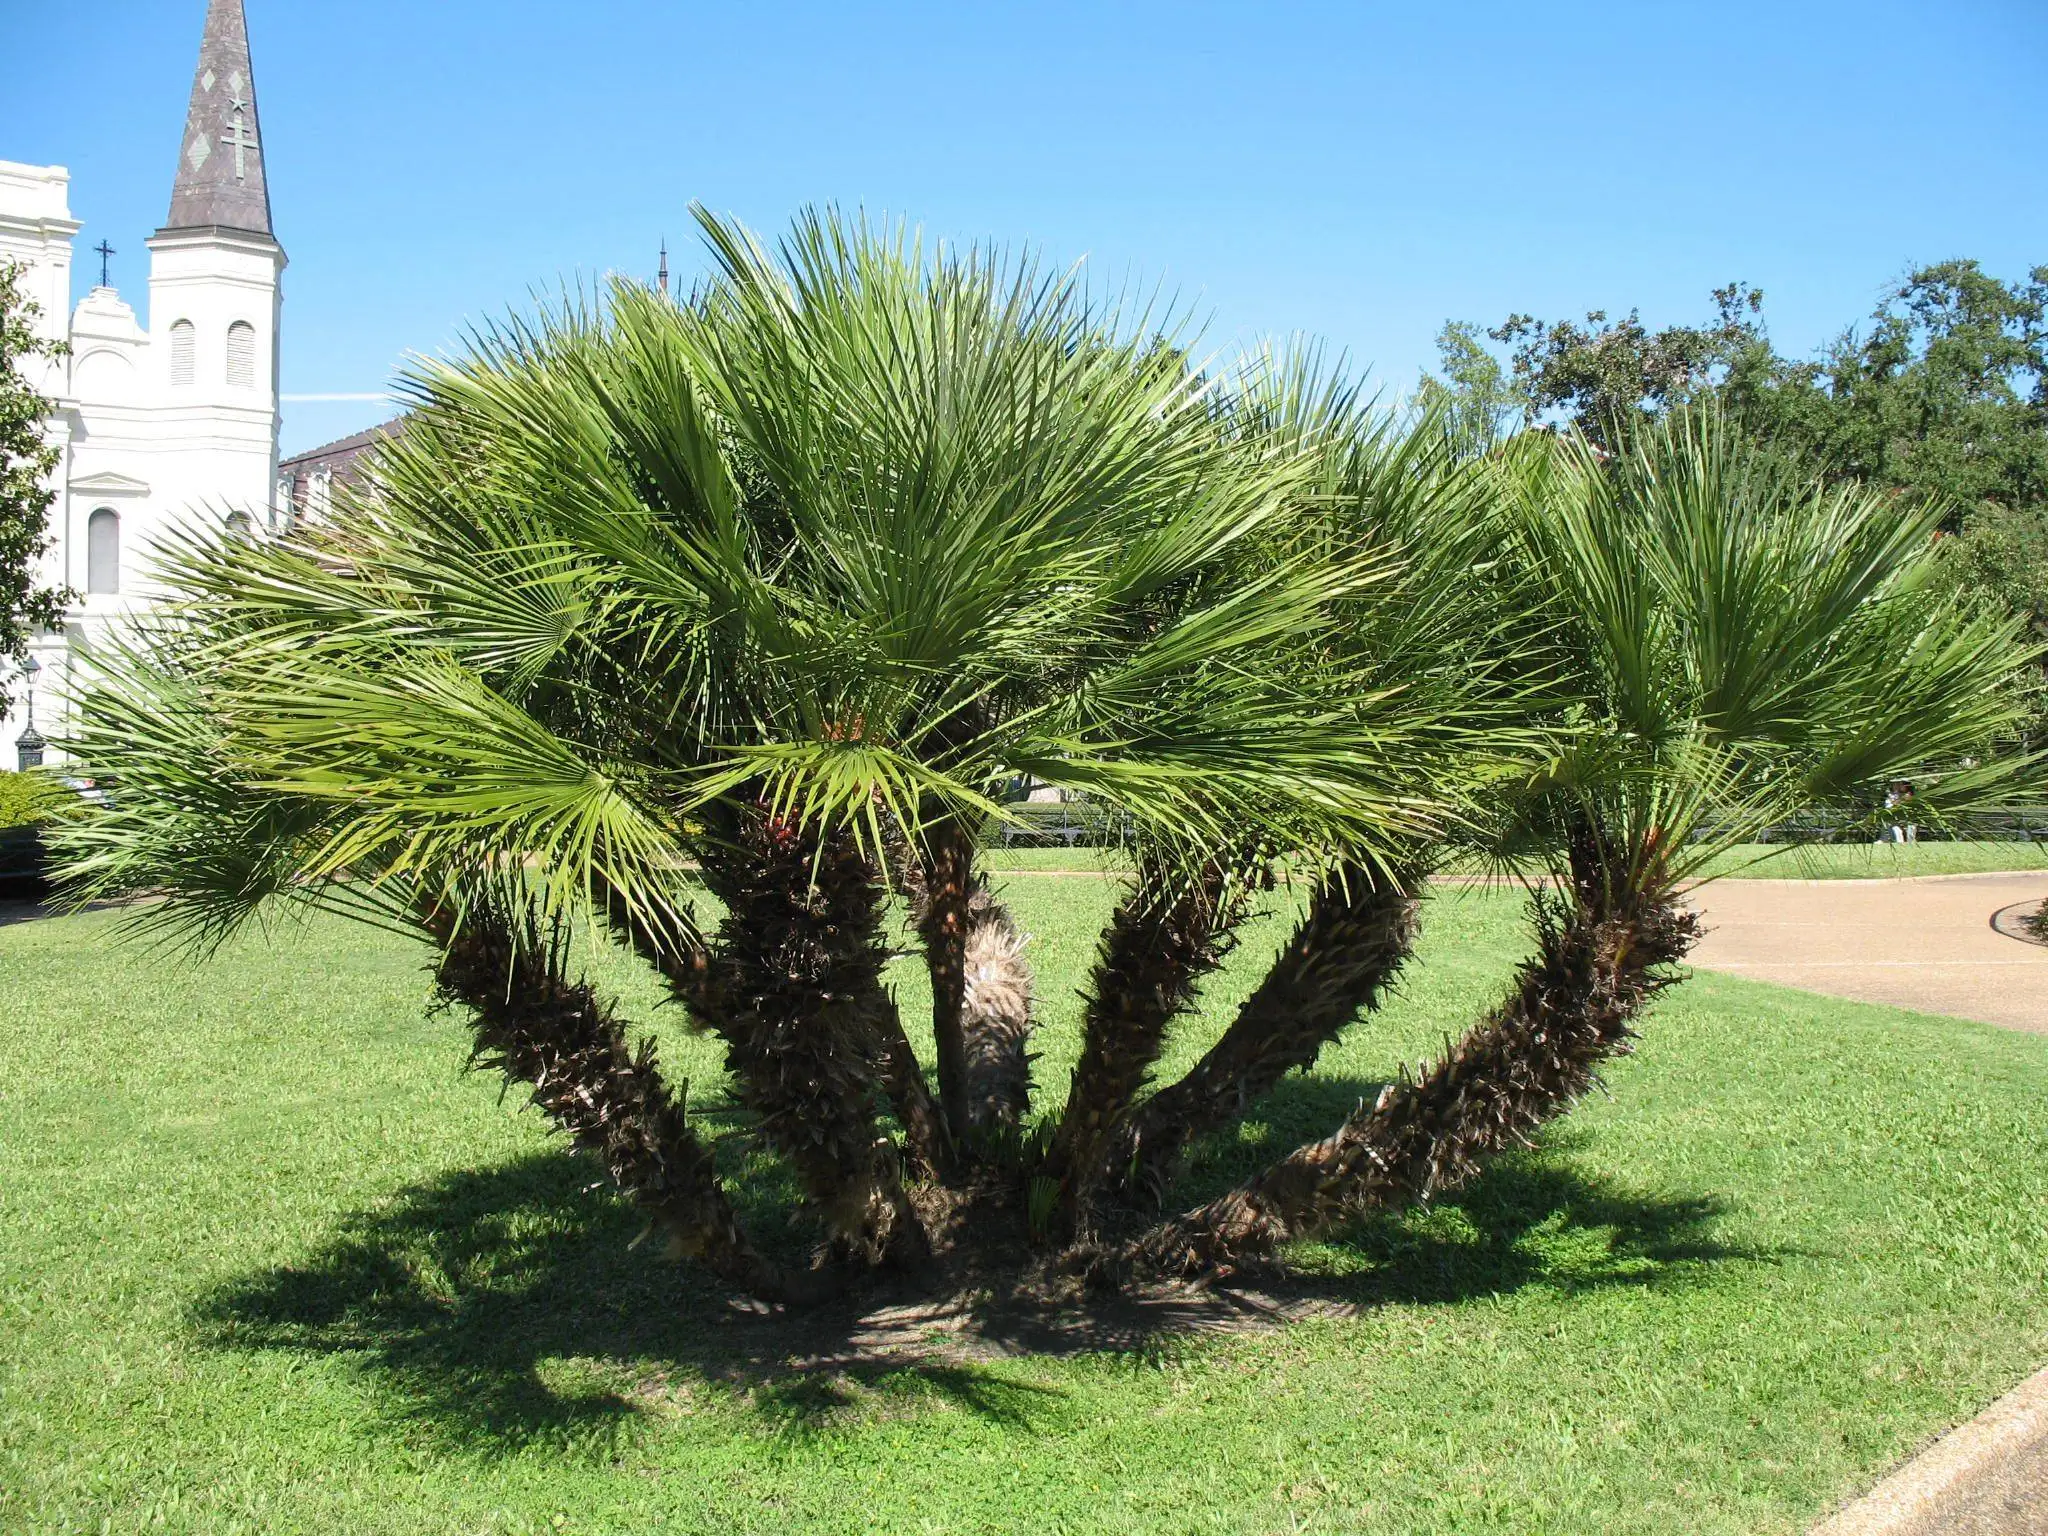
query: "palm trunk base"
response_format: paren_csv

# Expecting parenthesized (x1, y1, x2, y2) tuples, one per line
(1114, 859, 1425, 1201)
(1047, 855, 1257, 1237)
(696, 805, 931, 1268)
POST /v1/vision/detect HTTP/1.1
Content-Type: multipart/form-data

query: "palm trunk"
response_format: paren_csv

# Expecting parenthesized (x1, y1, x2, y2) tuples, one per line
(878, 1010, 953, 1179)
(958, 892, 1036, 1134)
(1129, 852, 1695, 1278)
(1112, 856, 1426, 1199)
(603, 872, 953, 1194)
(682, 804, 930, 1268)
(426, 898, 814, 1303)
(1046, 852, 1256, 1235)
(892, 808, 1037, 1145)
(915, 818, 978, 1138)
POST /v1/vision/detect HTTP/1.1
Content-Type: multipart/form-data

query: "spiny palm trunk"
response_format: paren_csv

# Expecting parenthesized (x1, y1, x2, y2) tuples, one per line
(1111, 856, 1427, 1200)
(772, 807, 954, 1174)
(958, 892, 1036, 1134)
(1128, 849, 1695, 1278)
(876, 1016, 954, 1179)
(687, 805, 929, 1268)
(914, 818, 979, 1138)
(426, 899, 813, 1303)
(907, 815, 1038, 1145)
(1046, 853, 1257, 1236)
(607, 840, 951, 1197)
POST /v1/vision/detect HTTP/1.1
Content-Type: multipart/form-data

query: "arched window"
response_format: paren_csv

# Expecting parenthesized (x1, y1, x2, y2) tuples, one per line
(86, 508, 121, 595)
(169, 319, 196, 386)
(226, 321, 256, 389)
(226, 510, 253, 541)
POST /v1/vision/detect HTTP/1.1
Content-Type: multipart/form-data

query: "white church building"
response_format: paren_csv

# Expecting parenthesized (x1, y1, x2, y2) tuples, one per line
(0, 0, 288, 769)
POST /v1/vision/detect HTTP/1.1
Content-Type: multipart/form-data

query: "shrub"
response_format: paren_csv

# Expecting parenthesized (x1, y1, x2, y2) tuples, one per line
(0, 770, 70, 830)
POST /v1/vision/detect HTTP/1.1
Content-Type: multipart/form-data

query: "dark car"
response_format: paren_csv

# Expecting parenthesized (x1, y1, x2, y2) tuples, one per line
(0, 774, 98, 901)
(0, 823, 48, 901)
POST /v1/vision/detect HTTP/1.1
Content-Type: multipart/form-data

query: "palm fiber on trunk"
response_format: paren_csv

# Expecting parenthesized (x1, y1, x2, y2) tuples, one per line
(905, 816, 1039, 1143)
(957, 887, 1036, 1133)
(1129, 860, 1696, 1277)
(599, 865, 951, 1185)
(686, 804, 929, 1268)
(1112, 857, 1426, 1199)
(914, 819, 979, 1138)
(1047, 853, 1257, 1233)
(427, 899, 813, 1302)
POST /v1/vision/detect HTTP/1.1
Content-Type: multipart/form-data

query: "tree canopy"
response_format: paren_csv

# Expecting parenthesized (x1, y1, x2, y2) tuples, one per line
(0, 261, 70, 713)
(1422, 260, 2048, 729)
(1425, 261, 2048, 522)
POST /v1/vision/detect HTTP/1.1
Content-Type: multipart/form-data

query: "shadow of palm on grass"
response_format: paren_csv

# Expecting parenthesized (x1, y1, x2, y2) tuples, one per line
(192, 1153, 1072, 1453)
(1170, 1074, 1762, 1308)
(192, 1081, 1758, 1454)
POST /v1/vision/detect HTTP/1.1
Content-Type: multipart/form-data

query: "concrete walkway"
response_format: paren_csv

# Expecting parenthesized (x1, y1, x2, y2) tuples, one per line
(1686, 871, 2048, 1034)
(1811, 1367, 2048, 1535)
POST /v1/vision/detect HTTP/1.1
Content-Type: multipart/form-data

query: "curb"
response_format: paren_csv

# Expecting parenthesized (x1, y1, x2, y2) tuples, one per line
(1812, 1366, 2048, 1534)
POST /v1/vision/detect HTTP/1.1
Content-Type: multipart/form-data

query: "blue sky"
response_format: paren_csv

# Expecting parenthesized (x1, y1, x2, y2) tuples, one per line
(5, 0, 2044, 456)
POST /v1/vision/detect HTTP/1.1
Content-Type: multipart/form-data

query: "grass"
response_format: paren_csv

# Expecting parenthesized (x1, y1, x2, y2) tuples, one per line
(981, 839, 2048, 881)
(1690, 840, 2048, 880)
(2, 876, 2046, 1534)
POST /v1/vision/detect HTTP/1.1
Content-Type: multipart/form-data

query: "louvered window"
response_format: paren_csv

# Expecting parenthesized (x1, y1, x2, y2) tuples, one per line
(169, 320, 196, 386)
(87, 509, 120, 595)
(227, 321, 256, 388)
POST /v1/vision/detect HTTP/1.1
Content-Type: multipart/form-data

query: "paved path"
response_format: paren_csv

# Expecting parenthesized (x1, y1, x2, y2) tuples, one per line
(1687, 871, 2048, 1034)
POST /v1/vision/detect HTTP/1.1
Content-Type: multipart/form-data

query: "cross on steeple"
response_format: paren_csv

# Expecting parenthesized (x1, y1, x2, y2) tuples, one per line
(93, 240, 116, 288)
(220, 110, 259, 181)
(161, 0, 275, 239)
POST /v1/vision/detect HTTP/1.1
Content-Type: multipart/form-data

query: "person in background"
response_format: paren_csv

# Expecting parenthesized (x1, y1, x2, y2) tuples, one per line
(1883, 781, 1918, 844)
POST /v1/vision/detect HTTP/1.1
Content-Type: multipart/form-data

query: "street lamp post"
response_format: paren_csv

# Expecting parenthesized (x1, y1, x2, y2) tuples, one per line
(14, 656, 44, 771)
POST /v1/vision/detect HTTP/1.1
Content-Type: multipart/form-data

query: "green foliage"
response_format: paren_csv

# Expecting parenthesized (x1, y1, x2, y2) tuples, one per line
(1411, 320, 1524, 457)
(1807, 260, 2048, 518)
(1948, 499, 2048, 641)
(48, 213, 2040, 1303)
(1942, 498, 2048, 730)
(1426, 261, 2048, 526)
(0, 261, 71, 714)
(1493, 405, 2038, 880)
(57, 209, 1496, 952)
(0, 768, 71, 829)
(1485, 282, 1771, 455)
(1426, 261, 2048, 736)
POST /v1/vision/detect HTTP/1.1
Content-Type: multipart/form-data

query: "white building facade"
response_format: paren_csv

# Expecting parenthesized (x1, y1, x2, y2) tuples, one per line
(0, 0, 285, 768)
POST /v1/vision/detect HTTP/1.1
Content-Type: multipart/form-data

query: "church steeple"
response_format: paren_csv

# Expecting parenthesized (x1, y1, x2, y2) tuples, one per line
(161, 0, 274, 240)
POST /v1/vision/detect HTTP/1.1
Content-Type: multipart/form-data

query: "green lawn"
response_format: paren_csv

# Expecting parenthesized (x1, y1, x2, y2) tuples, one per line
(1692, 840, 2048, 880)
(982, 839, 2048, 881)
(3, 877, 2046, 1534)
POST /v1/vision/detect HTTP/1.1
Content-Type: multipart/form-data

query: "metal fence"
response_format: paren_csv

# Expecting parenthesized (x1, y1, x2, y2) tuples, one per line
(980, 801, 1132, 848)
(978, 801, 2048, 850)
(1737, 809, 2048, 845)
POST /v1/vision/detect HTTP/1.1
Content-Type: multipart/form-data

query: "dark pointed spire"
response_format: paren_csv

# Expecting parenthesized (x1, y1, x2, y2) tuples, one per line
(161, 0, 274, 239)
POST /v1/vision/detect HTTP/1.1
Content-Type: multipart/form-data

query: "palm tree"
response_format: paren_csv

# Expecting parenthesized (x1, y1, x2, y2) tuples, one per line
(1126, 404, 2039, 1276)
(60, 209, 1475, 1293)
(56, 214, 2035, 1305)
